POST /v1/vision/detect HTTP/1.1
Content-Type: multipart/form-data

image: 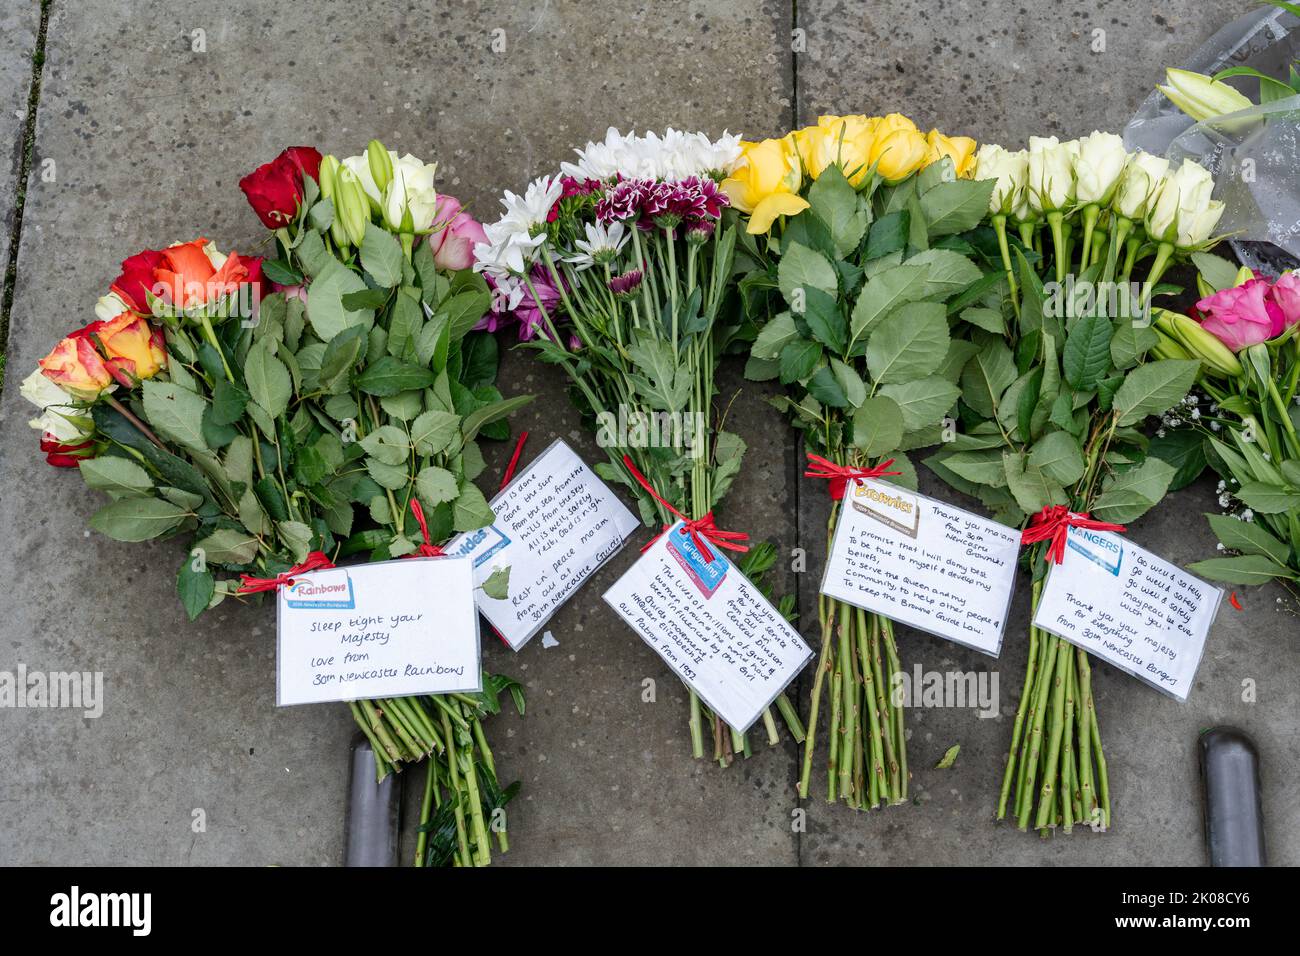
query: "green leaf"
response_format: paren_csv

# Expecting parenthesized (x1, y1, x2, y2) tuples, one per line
(806, 165, 868, 257)
(481, 566, 511, 601)
(360, 222, 404, 287)
(627, 333, 691, 411)
(1111, 359, 1201, 427)
(210, 379, 250, 426)
(461, 394, 532, 445)
(142, 380, 209, 453)
(829, 357, 866, 408)
(752, 311, 798, 360)
(367, 458, 409, 491)
(78, 456, 154, 497)
(1062, 313, 1113, 390)
(1148, 429, 1207, 492)
(411, 409, 460, 457)
(1110, 321, 1160, 371)
(961, 307, 1005, 334)
(801, 286, 847, 355)
(89, 497, 189, 542)
(1187, 554, 1290, 586)
(1205, 513, 1291, 566)
(960, 341, 1017, 420)
(452, 481, 496, 532)
(176, 556, 215, 622)
(277, 520, 314, 564)
(1002, 452, 1066, 514)
(850, 395, 905, 457)
(934, 744, 961, 769)
(1090, 458, 1177, 523)
(865, 302, 949, 384)
(878, 376, 960, 432)
(1191, 251, 1241, 293)
(355, 356, 438, 397)
(440, 288, 493, 344)
(918, 178, 995, 236)
(1027, 431, 1085, 486)
(318, 325, 367, 396)
(194, 527, 260, 566)
(244, 340, 292, 419)
(305, 260, 374, 341)
(848, 263, 930, 346)
(778, 241, 839, 303)
(359, 424, 410, 466)
(1234, 482, 1300, 515)
(940, 449, 1008, 486)
(779, 337, 822, 384)
(909, 249, 982, 301)
(806, 366, 848, 408)
(416, 466, 460, 510)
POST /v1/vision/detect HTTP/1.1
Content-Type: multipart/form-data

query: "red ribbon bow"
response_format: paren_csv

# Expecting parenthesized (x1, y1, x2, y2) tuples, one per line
(499, 431, 529, 491)
(621, 454, 748, 564)
(804, 453, 902, 501)
(405, 499, 447, 558)
(237, 550, 336, 594)
(1021, 505, 1127, 565)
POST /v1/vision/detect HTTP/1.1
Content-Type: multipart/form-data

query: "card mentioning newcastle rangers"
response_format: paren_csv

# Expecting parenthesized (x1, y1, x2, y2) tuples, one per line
(821, 478, 1021, 656)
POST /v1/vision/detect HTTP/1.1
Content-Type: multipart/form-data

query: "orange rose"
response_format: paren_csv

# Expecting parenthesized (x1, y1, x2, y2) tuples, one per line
(90, 312, 167, 384)
(152, 238, 250, 308)
(39, 331, 114, 399)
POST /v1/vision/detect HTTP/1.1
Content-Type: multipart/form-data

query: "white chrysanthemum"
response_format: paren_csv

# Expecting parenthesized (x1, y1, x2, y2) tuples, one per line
(565, 221, 630, 270)
(473, 176, 563, 277)
(560, 127, 742, 182)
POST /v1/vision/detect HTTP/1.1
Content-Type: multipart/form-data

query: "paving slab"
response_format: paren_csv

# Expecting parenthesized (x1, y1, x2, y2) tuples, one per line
(794, 0, 1299, 865)
(0, 0, 797, 866)
(0, 2, 39, 286)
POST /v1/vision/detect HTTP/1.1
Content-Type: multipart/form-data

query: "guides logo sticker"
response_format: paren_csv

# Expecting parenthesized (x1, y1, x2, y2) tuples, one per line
(286, 569, 356, 609)
(665, 524, 728, 598)
(851, 481, 919, 538)
(447, 525, 512, 568)
(1067, 528, 1123, 576)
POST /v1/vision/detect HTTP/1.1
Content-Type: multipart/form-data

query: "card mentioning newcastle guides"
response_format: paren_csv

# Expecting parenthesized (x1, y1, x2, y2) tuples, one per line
(603, 521, 813, 732)
(446, 440, 639, 650)
(276, 558, 481, 706)
(821, 479, 1021, 656)
(1033, 527, 1222, 701)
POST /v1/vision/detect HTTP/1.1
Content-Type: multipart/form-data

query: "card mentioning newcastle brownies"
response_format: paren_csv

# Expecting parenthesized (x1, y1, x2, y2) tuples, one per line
(1033, 526, 1222, 701)
(446, 440, 639, 649)
(276, 557, 481, 706)
(821, 479, 1021, 656)
(603, 521, 813, 732)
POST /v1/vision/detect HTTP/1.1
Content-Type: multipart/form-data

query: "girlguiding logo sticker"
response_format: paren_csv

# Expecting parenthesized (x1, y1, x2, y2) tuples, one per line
(285, 569, 356, 609)
(665, 524, 728, 598)
(1067, 528, 1124, 576)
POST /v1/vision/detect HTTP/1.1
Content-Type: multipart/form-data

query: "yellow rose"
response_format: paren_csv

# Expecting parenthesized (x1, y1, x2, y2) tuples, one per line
(926, 129, 978, 178)
(804, 116, 873, 186)
(869, 127, 930, 183)
(720, 138, 810, 235)
(871, 113, 920, 138)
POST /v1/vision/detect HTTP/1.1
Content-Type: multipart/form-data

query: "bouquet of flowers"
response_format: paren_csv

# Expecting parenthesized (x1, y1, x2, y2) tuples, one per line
(1146, 257, 1300, 598)
(21, 141, 529, 865)
(925, 132, 1226, 832)
(728, 112, 998, 808)
(473, 127, 804, 765)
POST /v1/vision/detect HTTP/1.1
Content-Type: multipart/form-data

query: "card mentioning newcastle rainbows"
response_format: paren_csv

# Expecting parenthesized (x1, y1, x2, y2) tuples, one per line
(821, 478, 1022, 656)
(275, 558, 481, 706)
(604, 521, 813, 733)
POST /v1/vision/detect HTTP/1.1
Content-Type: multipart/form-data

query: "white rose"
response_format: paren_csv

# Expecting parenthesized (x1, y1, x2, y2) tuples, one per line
(1113, 151, 1169, 219)
(1027, 136, 1076, 214)
(1073, 131, 1128, 205)
(383, 154, 439, 233)
(974, 144, 1029, 216)
(20, 367, 85, 442)
(94, 291, 131, 322)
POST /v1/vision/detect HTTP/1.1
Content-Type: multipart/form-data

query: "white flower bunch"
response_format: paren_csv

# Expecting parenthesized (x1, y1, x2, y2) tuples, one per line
(560, 127, 742, 182)
(473, 175, 564, 281)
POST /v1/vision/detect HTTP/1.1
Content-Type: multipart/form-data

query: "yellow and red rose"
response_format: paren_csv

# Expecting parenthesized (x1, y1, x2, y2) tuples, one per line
(88, 310, 167, 384)
(38, 330, 114, 399)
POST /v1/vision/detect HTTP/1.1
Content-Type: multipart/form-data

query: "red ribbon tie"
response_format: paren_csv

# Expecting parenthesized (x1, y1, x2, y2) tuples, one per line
(621, 454, 748, 564)
(238, 550, 336, 594)
(1021, 504, 1126, 565)
(406, 499, 447, 558)
(804, 453, 902, 501)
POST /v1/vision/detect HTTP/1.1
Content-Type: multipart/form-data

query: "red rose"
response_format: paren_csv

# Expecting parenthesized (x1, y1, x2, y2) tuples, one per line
(110, 248, 165, 313)
(40, 434, 95, 468)
(239, 146, 323, 228)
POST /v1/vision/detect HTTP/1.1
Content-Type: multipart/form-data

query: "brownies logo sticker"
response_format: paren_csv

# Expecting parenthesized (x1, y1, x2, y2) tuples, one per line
(665, 524, 728, 598)
(285, 569, 356, 610)
(851, 482, 919, 538)
(1067, 528, 1124, 576)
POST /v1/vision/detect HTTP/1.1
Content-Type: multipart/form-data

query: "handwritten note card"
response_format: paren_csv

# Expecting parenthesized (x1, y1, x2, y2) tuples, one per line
(276, 558, 480, 706)
(1034, 527, 1222, 701)
(820, 479, 1021, 656)
(603, 521, 813, 732)
(446, 441, 639, 650)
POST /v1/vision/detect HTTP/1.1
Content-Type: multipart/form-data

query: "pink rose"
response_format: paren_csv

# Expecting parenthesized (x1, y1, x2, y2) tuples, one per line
(1267, 271, 1300, 331)
(426, 196, 487, 272)
(1195, 278, 1286, 351)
